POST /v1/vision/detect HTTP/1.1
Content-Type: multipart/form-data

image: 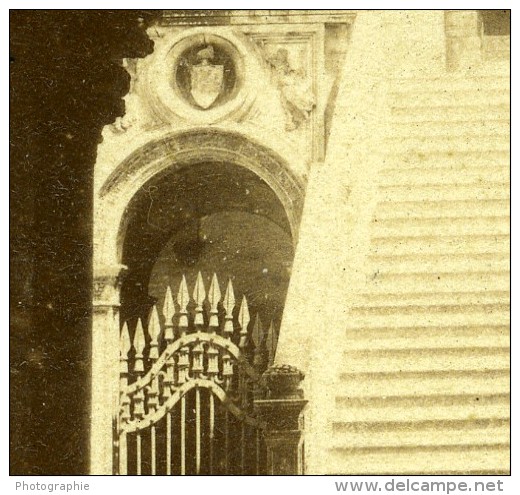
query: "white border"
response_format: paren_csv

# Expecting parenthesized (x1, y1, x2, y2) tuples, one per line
(4, 2, 514, 493)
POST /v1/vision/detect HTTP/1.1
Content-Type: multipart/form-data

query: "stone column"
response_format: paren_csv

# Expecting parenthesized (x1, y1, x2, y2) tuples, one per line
(91, 264, 126, 474)
(254, 365, 307, 475)
(445, 10, 483, 70)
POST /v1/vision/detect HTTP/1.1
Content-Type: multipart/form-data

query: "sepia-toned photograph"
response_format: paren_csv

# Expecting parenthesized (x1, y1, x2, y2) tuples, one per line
(10, 8, 510, 476)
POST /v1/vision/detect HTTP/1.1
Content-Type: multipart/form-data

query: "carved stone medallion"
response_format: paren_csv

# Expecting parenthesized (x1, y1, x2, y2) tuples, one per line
(174, 42, 238, 110)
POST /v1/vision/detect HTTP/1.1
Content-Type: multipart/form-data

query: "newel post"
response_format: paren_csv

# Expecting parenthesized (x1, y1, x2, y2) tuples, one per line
(91, 264, 126, 474)
(254, 365, 307, 475)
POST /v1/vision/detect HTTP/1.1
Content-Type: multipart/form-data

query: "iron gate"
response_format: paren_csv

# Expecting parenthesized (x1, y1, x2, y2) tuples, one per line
(116, 272, 278, 475)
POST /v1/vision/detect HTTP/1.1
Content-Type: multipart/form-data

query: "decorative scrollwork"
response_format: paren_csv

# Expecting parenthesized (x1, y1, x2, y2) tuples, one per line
(118, 272, 277, 433)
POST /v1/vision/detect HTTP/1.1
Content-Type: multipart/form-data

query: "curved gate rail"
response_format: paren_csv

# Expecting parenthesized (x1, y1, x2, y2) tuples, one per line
(116, 272, 278, 475)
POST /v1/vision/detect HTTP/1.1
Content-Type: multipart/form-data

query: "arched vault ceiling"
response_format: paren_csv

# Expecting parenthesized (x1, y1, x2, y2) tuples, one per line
(121, 161, 291, 286)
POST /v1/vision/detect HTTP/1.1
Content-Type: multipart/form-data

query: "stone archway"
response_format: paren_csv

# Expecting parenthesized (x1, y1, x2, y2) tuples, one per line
(94, 127, 305, 270)
(91, 127, 306, 474)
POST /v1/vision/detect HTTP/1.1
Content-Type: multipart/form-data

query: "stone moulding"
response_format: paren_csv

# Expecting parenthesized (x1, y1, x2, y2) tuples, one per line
(94, 127, 307, 268)
(159, 10, 356, 27)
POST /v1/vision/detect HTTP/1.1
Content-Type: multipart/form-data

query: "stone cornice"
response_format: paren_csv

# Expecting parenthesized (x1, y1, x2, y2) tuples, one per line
(160, 10, 357, 26)
(93, 264, 127, 307)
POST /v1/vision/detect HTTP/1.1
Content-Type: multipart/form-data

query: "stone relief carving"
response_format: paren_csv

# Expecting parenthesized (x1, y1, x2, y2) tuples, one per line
(99, 28, 321, 167)
(264, 47, 316, 131)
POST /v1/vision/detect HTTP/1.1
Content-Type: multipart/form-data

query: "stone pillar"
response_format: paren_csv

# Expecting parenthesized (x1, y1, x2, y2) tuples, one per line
(91, 264, 126, 474)
(254, 365, 307, 475)
(445, 10, 483, 70)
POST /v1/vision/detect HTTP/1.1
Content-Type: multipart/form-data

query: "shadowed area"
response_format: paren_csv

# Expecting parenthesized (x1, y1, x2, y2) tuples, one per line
(10, 10, 159, 474)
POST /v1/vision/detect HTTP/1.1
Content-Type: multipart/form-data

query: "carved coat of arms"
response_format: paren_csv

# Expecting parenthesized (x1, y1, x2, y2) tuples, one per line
(189, 46, 224, 109)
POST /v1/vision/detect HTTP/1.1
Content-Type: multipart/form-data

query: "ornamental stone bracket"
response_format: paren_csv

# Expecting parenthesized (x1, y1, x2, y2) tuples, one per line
(254, 365, 308, 475)
(93, 264, 127, 308)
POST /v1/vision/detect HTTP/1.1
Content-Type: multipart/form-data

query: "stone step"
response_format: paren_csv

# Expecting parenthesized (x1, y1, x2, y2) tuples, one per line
(329, 419, 509, 450)
(390, 73, 510, 93)
(332, 392, 509, 423)
(389, 120, 509, 138)
(340, 347, 509, 373)
(481, 58, 510, 75)
(482, 36, 510, 62)
(374, 199, 509, 220)
(389, 89, 509, 108)
(383, 134, 509, 154)
(377, 165, 509, 187)
(369, 233, 509, 256)
(346, 305, 510, 329)
(349, 301, 510, 320)
(484, 50, 510, 62)
(344, 323, 509, 340)
(343, 332, 509, 351)
(365, 252, 509, 274)
(355, 290, 510, 307)
(324, 443, 509, 474)
(336, 369, 510, 398)
(370, 216, 509, 238)
(390, 104, 509, 122)
(362, 271, 509, 294)
(381, 149, 509, 169)
(377, 183, 509, 202)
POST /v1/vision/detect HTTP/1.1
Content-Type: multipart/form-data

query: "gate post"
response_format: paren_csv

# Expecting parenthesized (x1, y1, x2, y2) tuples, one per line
(254, 365, 307, 475)
(91, 264, 126, 474)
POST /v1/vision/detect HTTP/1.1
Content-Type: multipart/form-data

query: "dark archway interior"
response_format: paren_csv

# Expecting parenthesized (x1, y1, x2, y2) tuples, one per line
(120, 161, 294, 334)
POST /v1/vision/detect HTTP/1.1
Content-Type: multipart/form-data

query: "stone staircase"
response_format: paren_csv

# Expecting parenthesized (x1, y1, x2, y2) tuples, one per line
(324, 65, 510, 474)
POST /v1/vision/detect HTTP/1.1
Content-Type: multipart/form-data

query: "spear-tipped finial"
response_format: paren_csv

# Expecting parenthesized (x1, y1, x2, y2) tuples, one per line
(238, 295, 250, 329)
(266, 320, 278, 365)
(133, 319, 146, 373)
(223, 278, 235, 314)
(193, 271, 206, 327)
(148, 305, 161, 341)
(177, 275, 190, 309)
(177, 275, 190, 333)
(238, 295, 250, 348)
(120, 322, 132, 377)
(163, 285, 176, 342)
(148, 305, 161, 360)
(163, 285, 175, 323)
(147, 309, 161, 411)
(193, 271, 206, 305)
(208, 273, 221, 331)
(251, 313, 263, 348)
(252, 314, 267, 371)
(223, 278, 235, 337)
(120, 322, 132, 358)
